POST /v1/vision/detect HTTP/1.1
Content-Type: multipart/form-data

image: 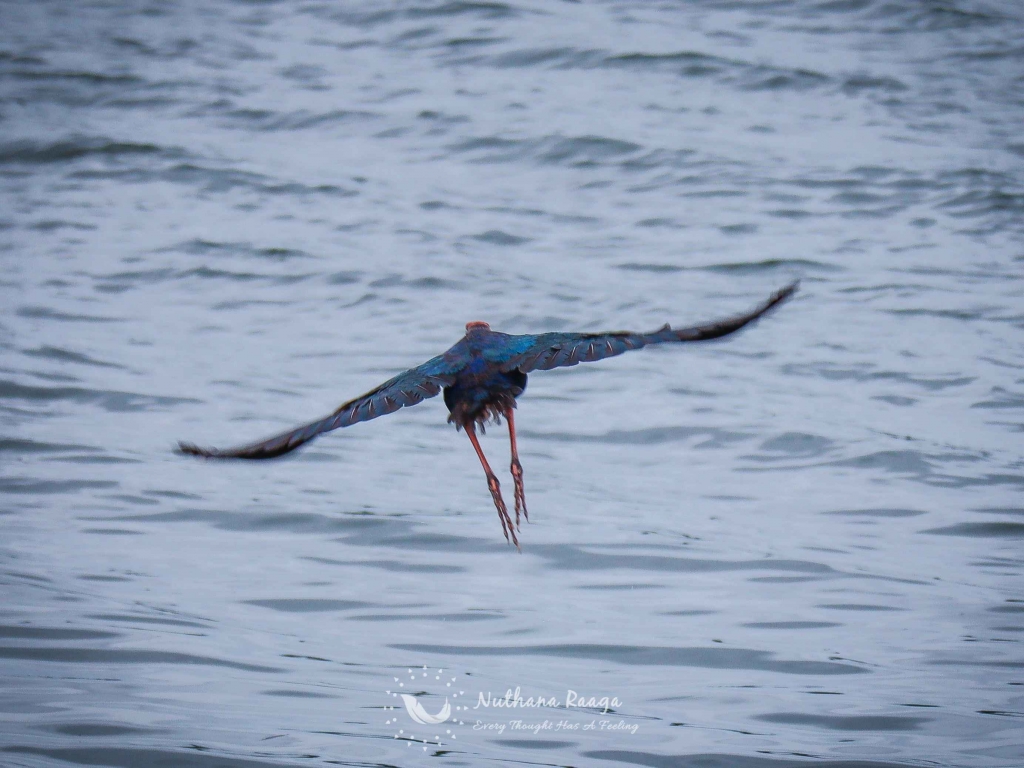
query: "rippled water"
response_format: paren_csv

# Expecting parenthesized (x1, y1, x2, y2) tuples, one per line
(2, 1, 1023, 766)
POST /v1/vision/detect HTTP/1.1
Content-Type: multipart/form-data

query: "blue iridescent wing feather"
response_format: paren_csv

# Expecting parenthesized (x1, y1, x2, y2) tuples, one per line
(500, 281, 798, 374)
(179, 353, 458, 459)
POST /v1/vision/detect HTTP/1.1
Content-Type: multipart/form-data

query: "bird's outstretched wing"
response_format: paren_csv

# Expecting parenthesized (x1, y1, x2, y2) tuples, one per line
(498, 281, 798, 374)
(178, 354, 457, 460)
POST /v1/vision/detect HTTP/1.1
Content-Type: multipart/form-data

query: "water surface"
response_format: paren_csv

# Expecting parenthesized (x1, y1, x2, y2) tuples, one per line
(1, 1, 1022, 766)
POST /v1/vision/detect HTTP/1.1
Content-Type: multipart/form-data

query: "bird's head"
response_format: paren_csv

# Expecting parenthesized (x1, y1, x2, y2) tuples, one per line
(465, 321, 491, 333)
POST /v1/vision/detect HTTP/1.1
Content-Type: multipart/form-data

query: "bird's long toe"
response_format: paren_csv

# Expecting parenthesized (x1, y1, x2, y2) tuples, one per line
(486, 474, 518, 550)
(511, 459, 528, 526)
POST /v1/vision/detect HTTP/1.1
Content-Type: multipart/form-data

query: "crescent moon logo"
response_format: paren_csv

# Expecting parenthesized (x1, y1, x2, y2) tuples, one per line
(400, 694, 452, 725)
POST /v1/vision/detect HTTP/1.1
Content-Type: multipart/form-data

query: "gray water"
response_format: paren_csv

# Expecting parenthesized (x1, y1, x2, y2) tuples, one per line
(1, 1, 1022, 766)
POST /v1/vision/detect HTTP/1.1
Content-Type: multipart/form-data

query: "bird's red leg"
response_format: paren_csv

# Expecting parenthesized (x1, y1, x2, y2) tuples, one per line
(505, 407, 528, 526)
(465, 423, 519, 550)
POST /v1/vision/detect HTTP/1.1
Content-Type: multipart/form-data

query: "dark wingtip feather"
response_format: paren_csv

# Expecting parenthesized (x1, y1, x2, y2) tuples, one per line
(733, 278, 800, 329)
(177, 441, 219, 458)
(770, 279, 800, 307)
(661, 280, 800, 343)
(744, 279, 800, 321)
(176, 438, 301, 460)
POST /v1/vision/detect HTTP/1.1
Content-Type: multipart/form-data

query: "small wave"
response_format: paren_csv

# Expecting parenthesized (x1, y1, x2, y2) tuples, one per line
(748, 432, 835, 461)
(93, 265, 316, 292)
(263, 181, 356, 197)
(972, 507, 1023, 516)
(897, 3, 1008, 32)
(350, 611, 503, 622)
(990, 602, 1024, 614)
(226, 107, 380, 131)
(942, 188, 1024, 218)
(17, 306, 120, 323)
(391, 642, 866, 675)
(583, 751, 911, 768)
(522, 425, 751, 448)
(618, 258, 834, 275)
(756, 712, 928, 731)
(304, 556, 464, 574)
(86, 613, 209, 629)
(781, 363, 974, 391)
(114, 509, 412, 542)
(842, 74, 909, 95)
(111, 35, 198, 59)
(59, 454, 142, 466)
(327, 270, 362, 285)
(707, 255, 819, 271)
(577, 583, 664, 591)
(767, 208, 816, 219)
(604, 49, 731, 77)
(746, 447, 1016, 490)
(538, 135, 641, 165)
(0, 625, 117, 640)
(263, 689, 337, 699)
(81, 528, 145, 536)
(27, 219, 96, 232)
(0, 646, 281, 672)
(530, 543, 834, 576)
(742, 66, 830, 92)
(72, 162, 355, 199)
(486, 46, 595, 68)
(888, 308, 987, 321)
(448, 133, 641, 167)
(161, 163, 281, 194)
(47, 723, 161, 737)
(921, 522, 1024, 539)
(0, 478, 118, 494)
(602, 49, 829, 92)
(719, 223, 758, 235)
(635, 217, 683, 229)
(311, 1, 516, 32)
(24, 345, 126, 369)
(171, 239, 314, 260)
(406, 1, 517, 20)
(279, 63, 328, 83)
(470, 229, 531, 246)
(831, 190, 887, 205)
(180, 266, 313, 284)
(0, 136, 168, 165)
(444, 36, 506, 51)
(617, 262, 684, 273)
(0, 51, 46, 65)
(933, 168, 1024, 222)
(368, 273, 463, 289)
(211, 299, 291, 311)
(0, 438, 100, 454)
(0, 379, 197, 411)
(244, 599, 371, 613)
(825, 508, 926, 518)
(7, 69, 141, 85)
(828, 449, 933, 476)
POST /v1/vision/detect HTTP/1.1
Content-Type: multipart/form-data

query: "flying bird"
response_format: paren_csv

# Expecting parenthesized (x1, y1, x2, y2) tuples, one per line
(180, 281, 798, 549)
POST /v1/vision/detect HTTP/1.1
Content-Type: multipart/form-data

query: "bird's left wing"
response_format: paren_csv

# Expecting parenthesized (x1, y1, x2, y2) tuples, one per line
(498, 281, 798, 374)
(178, 353, 458, 460)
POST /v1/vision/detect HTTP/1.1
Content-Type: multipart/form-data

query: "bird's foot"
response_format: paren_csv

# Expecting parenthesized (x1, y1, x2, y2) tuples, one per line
(510, 458, 528, 526)
(487, 473, 519, 550)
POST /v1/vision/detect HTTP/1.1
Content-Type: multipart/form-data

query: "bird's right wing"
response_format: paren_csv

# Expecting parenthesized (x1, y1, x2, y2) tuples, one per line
(179, 353, 458, 460)
(499, 281, 798, 374)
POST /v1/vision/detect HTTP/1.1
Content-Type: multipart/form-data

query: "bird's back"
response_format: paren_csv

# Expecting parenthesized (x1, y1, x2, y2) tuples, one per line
(442, 326, 528, 428)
